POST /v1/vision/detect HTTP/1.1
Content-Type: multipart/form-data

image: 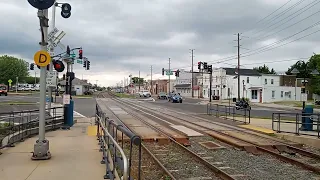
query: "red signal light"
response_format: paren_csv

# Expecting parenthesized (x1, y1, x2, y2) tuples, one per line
(198, 62, 201, 64)
(79, 50, 83, 54)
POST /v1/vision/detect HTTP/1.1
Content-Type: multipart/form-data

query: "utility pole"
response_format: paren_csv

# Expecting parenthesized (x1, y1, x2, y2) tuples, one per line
(190, 49, 195, 97)
(138, 70, 141, 91)
(47, 0, 57, 114)
(168, 58, 171, 93)
(237, 33, 241, 101)
(150, 65, 153, 94)
(16, 76, 18, 93)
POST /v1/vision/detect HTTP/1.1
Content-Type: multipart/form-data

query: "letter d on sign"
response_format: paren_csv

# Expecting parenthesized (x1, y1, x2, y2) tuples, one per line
(34, 50, 51, 67)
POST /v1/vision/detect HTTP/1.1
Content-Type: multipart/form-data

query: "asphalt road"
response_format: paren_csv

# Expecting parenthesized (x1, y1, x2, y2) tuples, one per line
(0, 95, 97, 118)
(148, 98, 302, 119)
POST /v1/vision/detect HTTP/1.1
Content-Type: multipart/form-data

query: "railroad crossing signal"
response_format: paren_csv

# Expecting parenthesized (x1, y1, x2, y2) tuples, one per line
(34, 50, 51, 67)
(53, 60, 65, 72)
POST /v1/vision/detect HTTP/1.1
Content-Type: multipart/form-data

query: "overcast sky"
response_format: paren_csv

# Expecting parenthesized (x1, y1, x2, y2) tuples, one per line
(1, 0, 320, 86)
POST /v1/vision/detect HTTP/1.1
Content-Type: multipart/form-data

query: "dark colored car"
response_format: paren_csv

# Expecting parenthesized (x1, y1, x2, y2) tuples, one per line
(157, 92, 167, 99)
(0, 85, 7, 96)
(169, 94, 182, 103)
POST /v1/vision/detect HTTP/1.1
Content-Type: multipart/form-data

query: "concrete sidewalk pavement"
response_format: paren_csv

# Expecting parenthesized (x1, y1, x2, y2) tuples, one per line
(0, 117, 105, 180)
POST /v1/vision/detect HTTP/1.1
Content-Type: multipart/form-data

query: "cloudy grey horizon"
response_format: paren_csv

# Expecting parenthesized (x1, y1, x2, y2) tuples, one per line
(1, 0, 320, 86)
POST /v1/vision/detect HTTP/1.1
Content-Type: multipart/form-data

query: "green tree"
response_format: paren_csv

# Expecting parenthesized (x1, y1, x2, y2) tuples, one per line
(253, 64, 276, 74)
(286, 55, 320, 94)
(23, 76, 40, 84)
(0, 55, 29, 84)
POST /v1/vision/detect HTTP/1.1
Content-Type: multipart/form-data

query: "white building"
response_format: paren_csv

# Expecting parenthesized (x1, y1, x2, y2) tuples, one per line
(174, 69, 193, 97)
(200, 67, 302, 103)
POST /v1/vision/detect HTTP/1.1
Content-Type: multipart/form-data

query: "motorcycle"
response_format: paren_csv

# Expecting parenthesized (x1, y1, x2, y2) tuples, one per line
(235, 100, 251, 110)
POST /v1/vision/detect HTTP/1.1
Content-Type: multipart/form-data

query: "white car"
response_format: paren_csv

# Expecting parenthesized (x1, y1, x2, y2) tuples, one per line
(139, 90, 151, 97)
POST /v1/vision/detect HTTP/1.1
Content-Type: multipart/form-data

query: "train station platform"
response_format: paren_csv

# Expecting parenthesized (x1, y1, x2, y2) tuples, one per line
(0, 118, 105, 180)
(237, 117, 320, 148)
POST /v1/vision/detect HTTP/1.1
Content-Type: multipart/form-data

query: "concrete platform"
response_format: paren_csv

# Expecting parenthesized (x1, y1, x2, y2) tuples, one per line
(0, 118, 106, 180)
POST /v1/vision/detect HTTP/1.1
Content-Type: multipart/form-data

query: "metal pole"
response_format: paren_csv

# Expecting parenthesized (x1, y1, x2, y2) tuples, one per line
(151, 65, 153, 94)
(191, 49, 194, 98)
(138, 70, 140, 91)
(209, 71, 212, 102)
(47, 1, 56, 113)
(32, 9, 51, 160)
(16, 76, 18, 93)
(168, 58, 171, 93)
(34, 71, 37, 84)
(237, 33, 241, 101)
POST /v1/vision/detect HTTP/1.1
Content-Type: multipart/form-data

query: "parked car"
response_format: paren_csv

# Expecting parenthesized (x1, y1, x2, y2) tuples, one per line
(169, 93, 182, 103)
(139, 90, 151, 97)
(0, 84, 7, 96)
(157, 92, 167, 99)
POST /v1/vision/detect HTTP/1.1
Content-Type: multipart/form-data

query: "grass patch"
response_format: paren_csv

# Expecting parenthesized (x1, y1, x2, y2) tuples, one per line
(273, 101, 320, 108)
(114, 93, 135, 98)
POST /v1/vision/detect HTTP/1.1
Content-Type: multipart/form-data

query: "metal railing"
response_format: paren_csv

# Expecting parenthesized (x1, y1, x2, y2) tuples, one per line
(272, 112, 320, 138)
(95, 104, 142, 180)
(0, 107, 64, 149)
(207, 103, 251, 124)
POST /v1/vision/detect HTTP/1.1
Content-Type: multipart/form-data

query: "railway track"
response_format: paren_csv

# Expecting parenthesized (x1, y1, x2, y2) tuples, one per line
(102, 93, 320, 179)
(99, 92, 234, 179)
(117, 97, 320, 173)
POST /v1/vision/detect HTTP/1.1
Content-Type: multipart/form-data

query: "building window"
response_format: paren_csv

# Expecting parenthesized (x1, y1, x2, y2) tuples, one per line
(204, 90, 206, 96)
(264, 79, 267, 84)
(271, 79, 274, 84)
(227, 88, 230, 97)
(281, 91, 283, 98)
(251, 90, 258, 99)
(217, 90, 219, 96)
(213, 90, 215, 95)
(247, 77, 249, 83)
(272, 91, 275, 98)
(184, 89, 186, 93)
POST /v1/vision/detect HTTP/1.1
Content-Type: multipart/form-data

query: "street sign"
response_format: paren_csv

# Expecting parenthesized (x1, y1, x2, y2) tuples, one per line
(8, 79, 12, 86)
(27, 0, 55, 10)
(77, 60, 83, 64)
(166, 71, 173, 75)
(70, 54, 76, 58)
(48, 27, 59, 42)
(63, 94, 70, 104)
(34, 50, 51, 67)
(46, 71, 57, 87)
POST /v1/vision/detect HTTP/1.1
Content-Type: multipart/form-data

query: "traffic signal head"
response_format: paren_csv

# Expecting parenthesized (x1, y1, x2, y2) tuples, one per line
(176, 69, 180, 77)
(208, 65, 212, 73)
(79, 49, 83, 59)
(83, 60, 86, 68)
(30, 63, 34, 70)
(203, 62, 208, 69)
(86, 61, 90, 70)
(66, 46, 70, 55)
(162, 68, 165, 76)
(198, 62, 201, 69)
(53, 60, 65, 72)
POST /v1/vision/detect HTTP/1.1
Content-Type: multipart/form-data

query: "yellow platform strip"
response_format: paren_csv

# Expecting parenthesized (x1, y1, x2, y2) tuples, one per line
(87, 125, 104, 136)
(239, 124, 275, 134)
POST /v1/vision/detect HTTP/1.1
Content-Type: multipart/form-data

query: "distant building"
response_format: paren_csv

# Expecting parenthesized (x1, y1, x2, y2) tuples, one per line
(58, 78, 91, 95)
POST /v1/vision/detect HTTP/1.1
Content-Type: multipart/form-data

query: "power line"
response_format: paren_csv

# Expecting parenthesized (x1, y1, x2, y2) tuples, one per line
(253, 0, 319, 39)
(247, 0, 306, 35)
(208, 20, 320, 64)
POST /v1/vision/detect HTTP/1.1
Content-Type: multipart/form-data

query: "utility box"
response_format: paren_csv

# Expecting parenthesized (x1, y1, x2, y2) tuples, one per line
(304, 105, 314, 131)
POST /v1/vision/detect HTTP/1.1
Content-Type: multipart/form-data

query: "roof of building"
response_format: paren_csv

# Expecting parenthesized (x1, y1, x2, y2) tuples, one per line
(58, 78, 91, 86)
(223, 68, 261, 76)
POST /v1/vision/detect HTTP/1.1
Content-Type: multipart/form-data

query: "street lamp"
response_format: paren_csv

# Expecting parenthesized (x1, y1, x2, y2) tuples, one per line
(290, 61, 319, 130)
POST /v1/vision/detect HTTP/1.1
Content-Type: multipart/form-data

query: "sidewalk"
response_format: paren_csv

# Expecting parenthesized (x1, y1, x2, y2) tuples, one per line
(0, 117, 105, 180)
